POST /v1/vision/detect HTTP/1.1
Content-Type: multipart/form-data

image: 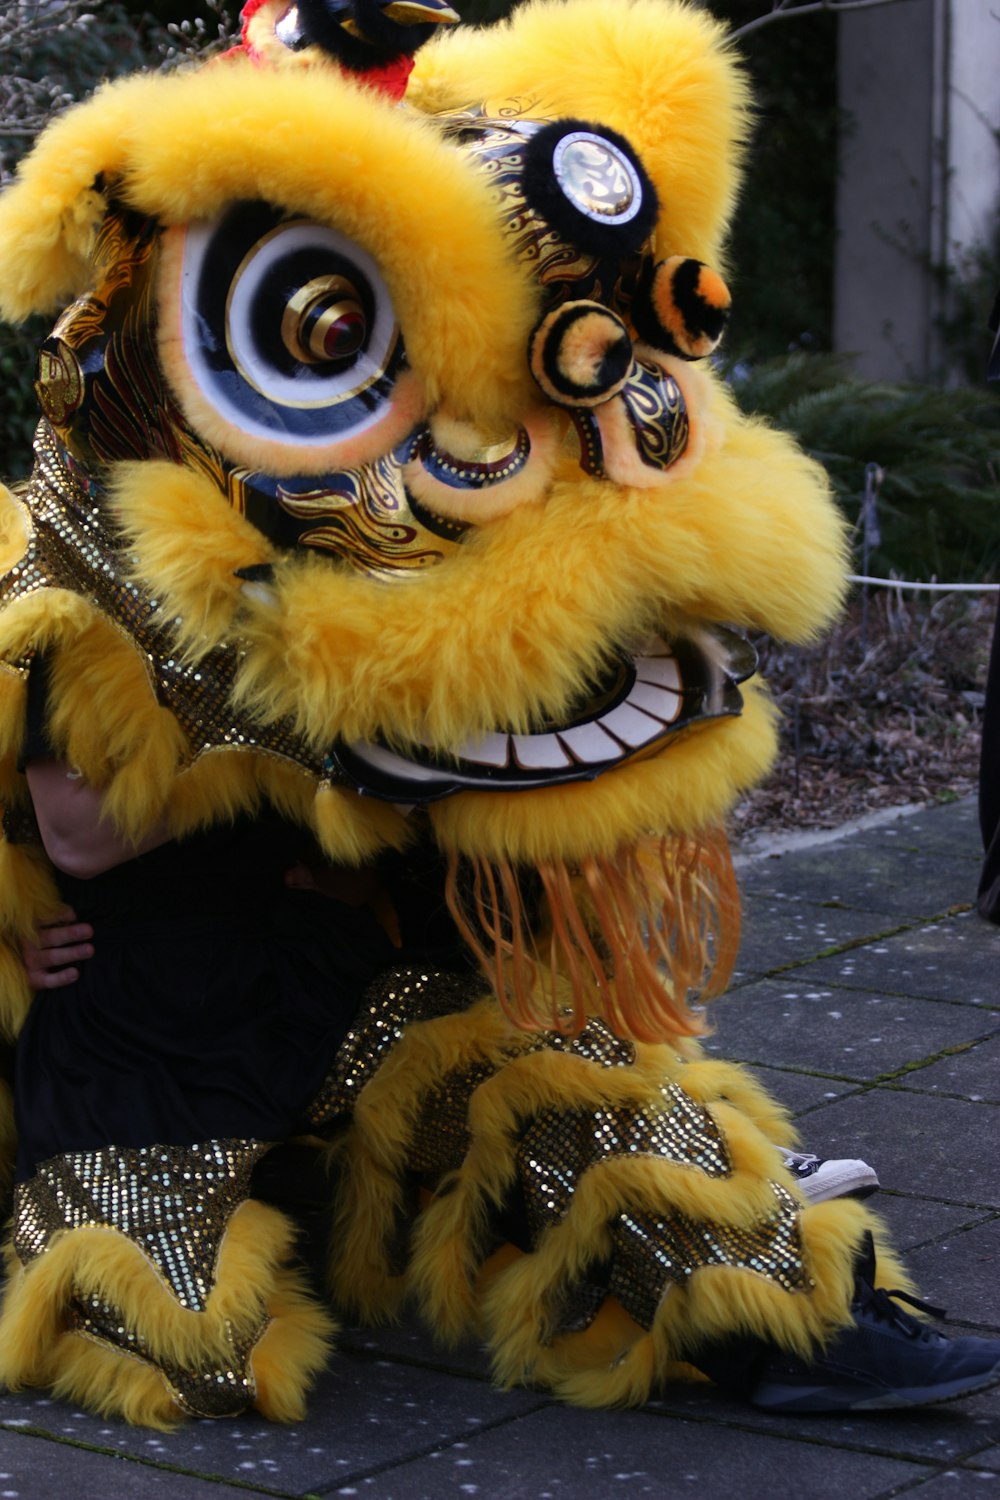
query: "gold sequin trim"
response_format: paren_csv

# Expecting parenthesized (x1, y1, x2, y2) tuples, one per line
(607, 1182, 809, 1330)
(14, 1138, 270, 1311)
(304, 966, 477, 1127)
(518, 1083, 732, 1244)
(4, 424, 324, 774)
(68, 1297, 263, 1420)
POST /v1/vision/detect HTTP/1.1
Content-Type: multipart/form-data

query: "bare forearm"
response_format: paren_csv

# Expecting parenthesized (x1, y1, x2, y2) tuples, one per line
(25, 758, 173, 879)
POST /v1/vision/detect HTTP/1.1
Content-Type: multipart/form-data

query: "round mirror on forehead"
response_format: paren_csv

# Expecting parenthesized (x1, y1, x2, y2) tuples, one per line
(551, 131, 644, 227)
(520, 117, 658, 259)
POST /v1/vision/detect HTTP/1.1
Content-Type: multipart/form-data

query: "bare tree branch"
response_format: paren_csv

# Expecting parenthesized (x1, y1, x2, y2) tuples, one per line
(0, 1, 103, 172)
(732, 0, 916, 42)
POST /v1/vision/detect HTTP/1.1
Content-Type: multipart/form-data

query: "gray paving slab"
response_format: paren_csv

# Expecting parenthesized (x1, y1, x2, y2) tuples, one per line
(317, 1402, 926, 1499)
(793, 1089, 1000, 1210)
(337, 1324, 493, 1381)
(904, 1218, 1000, 1328)
(0, 1357, 546, 1495)
(873, 798, 983, 858)
(732, 894, 885, 984)
(647, 1380, 1000, 1464)
(1, 791, 998, 1495)
(740, 1062, 865, 1118)
(804, 911, 1000, 1006)
(0, 1427, 275, 1498)
(739, 845, 977, 919)
(892, 1470, 1000, 1495)
(865, 1194, 996, 1256)
(706, 979, 998, 1082)
(894, 1034, 1000, 1102)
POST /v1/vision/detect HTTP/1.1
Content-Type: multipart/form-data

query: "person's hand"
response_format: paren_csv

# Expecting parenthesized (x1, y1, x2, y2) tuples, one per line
(21, 906, 94, 989)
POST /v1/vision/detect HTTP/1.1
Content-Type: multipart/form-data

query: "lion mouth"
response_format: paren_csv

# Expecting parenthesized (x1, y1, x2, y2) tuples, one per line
(328, 626, 756, 801)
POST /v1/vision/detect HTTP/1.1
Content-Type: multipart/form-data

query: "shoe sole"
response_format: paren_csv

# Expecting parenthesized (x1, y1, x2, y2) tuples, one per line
(795, 1165, 880, 1205)
(752, 1361, 1000, 1413)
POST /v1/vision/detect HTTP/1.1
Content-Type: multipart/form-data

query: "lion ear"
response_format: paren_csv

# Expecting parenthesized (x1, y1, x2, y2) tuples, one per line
(0, 75, 148, 322)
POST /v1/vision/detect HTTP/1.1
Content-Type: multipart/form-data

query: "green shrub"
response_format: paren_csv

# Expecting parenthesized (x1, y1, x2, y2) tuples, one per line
(729, 353, 1000, 583)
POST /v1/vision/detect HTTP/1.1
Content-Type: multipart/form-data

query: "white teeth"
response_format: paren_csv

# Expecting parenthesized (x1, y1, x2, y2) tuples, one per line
(626, 680, 682, 723)
(595, 700, 665, 748)
(345, 636, 695, 791)
(348, 741, 443, 784)
(556, 722, 622, 763)
(510, 733, 571, 769)
(453, 732, 510, 767)
(635, 654, 681, 691)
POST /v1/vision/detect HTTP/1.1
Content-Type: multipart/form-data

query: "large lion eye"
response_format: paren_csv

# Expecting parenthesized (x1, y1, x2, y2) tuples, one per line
(158, 199, 421, 475)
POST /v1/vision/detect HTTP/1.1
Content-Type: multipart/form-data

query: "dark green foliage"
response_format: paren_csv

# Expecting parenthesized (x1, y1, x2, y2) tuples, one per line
(0, 318, 48, 480)
(730, 353, 1000, 582)
(453, 0, 511, 23)
(937, 212, 1000, 385)
(700, 1, 838, 360)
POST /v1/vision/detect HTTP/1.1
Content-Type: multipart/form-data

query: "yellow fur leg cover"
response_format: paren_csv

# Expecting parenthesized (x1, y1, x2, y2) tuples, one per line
(322, 980, 910, 1407)
(0, 1141, 333, 1426)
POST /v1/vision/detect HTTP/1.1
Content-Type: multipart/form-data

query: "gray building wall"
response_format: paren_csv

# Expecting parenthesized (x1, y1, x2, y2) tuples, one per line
(834, 0, 1000, 381)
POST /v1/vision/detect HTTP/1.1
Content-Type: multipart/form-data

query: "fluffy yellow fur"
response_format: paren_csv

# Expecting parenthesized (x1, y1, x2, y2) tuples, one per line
(0, 839, 62, 1036)
(226, 420, 842, 757)
(248, 1267, 337, 1424)
(429, 685, 777, 864)
(0, 1, 845, 874)
(483, 1198, 908, 1406)
(0, 76, 144, 320)
(588, 351, 717, 492)
(410, 0, 751, 272)
(110, 460, 274, 649)
(0, 487, 29, 574)
(0, 1199, 335, 1425)
(40, 1332, 186, 1429)
(676, 1048, 801, 1149)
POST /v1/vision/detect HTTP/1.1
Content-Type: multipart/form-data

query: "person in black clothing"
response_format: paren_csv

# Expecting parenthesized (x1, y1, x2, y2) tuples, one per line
(977, 291, 1000, 921)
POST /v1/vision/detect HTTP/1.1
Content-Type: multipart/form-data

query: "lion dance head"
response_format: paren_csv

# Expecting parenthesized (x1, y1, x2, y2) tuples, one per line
(0, 0, 846, 1043)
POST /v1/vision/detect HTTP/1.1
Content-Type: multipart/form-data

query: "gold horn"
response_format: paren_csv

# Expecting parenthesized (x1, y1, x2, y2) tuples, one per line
(380, 0, 461, 26)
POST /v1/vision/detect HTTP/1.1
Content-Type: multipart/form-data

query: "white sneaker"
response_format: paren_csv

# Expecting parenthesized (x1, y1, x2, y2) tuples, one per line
(781, 1150, 880, 1203)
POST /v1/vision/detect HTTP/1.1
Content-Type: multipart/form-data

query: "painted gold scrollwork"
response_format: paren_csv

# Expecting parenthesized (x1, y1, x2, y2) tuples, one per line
(620, 358, 689, 471)
(276, 455, 464, 578)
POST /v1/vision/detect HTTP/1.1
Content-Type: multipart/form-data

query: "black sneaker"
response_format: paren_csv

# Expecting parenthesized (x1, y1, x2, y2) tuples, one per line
(750, 1234, 1000, 1412)
(781, 1150, 880, 1204)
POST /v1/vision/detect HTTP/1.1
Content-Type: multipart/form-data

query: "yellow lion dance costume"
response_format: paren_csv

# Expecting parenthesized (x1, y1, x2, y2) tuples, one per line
(0, 0, 944, 1428)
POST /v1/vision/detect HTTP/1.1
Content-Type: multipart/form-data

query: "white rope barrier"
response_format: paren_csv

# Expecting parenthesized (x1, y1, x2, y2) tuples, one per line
(847, 573, 1000, 593)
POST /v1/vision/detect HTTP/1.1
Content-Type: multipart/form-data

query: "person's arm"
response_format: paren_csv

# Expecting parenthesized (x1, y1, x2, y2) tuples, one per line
(25, 757, 173, 880)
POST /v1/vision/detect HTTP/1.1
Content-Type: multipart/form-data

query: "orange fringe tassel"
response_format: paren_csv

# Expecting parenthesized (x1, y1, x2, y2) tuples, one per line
(445, 827, 740, 1045)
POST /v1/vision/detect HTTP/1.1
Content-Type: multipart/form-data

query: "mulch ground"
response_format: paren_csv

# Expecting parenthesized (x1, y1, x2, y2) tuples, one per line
(730, 589, 995, 842)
